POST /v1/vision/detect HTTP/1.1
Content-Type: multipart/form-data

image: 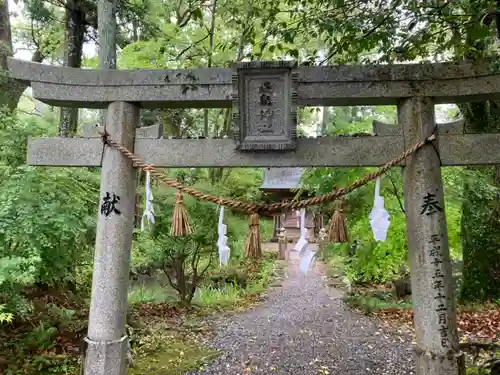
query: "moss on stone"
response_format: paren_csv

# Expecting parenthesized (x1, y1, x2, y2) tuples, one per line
(129, 322, 219, 375)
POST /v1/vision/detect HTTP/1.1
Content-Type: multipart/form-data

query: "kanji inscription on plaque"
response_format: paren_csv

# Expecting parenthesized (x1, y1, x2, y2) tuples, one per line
(232, 61, 298, 151)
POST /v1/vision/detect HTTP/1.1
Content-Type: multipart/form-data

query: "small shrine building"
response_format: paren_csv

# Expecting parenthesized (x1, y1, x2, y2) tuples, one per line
(260, 168, 316, 241)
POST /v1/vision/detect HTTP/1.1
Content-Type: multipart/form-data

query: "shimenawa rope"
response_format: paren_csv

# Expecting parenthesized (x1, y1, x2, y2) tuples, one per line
(100, 131, 436, 215)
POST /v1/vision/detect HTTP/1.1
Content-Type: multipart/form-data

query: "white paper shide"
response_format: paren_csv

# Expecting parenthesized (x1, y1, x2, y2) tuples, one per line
(217, 206, 230, 266)
(292, 208, 316, 274)
(369, 177, 390, 241)
(140, 171, 155, 231)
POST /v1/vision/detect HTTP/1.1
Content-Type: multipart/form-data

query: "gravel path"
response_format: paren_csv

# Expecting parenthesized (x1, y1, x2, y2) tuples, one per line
(186, 249, 415, 375)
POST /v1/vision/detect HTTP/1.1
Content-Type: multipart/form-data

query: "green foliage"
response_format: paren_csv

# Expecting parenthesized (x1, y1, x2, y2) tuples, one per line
(0, 167, 98, 281)
(129, 322, 219, 375)
(5, 353, 78, 375)
(0, 108, 53, 167)
(460, 168, 500, 302)
(196, 283, 243, 308)
(0, 303, 13, 323)
(133, 189, 220, 305)
(196, 253, 277, 308)
(128, 283, 177, 305)
(0, 109, 98, 320)
(45, 304, 76, 329)
(25, 321, 58, 349)
(343, 212, 408, 283)
(256, 0, 499, 64)
(466, 368, 489, 375)
(211, 168, 265, 202)
(344, 292, 412, 314)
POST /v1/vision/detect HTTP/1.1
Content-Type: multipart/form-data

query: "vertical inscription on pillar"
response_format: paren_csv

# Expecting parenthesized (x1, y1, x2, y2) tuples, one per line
(232, 61, 298, 151)
(421, 192, 450, 349)
(428, 233, 450, 348)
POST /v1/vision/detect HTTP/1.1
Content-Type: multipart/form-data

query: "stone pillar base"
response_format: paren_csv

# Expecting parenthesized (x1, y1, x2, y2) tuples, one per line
(84, 335, 128, 375)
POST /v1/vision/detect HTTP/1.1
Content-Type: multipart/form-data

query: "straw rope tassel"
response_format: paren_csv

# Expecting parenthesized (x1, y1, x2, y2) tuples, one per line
(170, 191, 192, 236)
(328, 200, 349, 243)
(245, 213, 262, 259)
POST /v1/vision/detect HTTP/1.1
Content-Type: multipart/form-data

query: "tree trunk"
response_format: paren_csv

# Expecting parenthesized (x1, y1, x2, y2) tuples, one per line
(0, 0, 28, 111)
(209, 0, 251, 183)
(132, 19, 138, 42)
(59, 1, 86, 137)
(203, 0, 217, 138)
(173, 257, 187, 304)
(320, 107, 329, 135)
(459, 102, 500, 302)
(98, 0, 117, 126)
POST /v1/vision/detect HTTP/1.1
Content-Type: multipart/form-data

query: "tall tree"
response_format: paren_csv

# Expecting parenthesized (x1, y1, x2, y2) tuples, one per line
(459, 104, 500, 302)
(441, 1, 500, 302)
(0, 0, 45, 111)
(98, 0, 117, 127)
(59, 0, 86, 136)
(0, 0, 15, 110)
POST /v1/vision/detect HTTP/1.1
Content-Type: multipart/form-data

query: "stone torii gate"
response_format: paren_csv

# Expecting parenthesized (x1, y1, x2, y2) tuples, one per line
(7, 57, 500, 375)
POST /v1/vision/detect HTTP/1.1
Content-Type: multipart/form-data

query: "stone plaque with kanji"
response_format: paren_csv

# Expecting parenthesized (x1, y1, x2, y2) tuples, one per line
(232, 61, 298, 151)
